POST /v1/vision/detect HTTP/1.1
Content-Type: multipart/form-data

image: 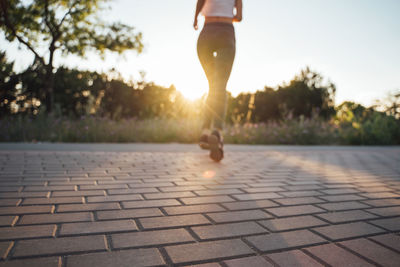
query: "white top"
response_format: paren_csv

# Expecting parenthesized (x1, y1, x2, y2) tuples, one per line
(201, 0, 235, 18)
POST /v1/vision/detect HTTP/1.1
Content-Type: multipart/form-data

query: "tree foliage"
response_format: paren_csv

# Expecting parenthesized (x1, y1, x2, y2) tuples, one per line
(0, 0, 143, 112)
(227, 68, 336, 123)
(1, 57, 399, 146)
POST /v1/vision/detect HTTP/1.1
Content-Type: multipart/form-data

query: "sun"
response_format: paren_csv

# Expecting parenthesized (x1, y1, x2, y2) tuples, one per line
(177, 87, 205, 101)
(174, 76, 208, 101)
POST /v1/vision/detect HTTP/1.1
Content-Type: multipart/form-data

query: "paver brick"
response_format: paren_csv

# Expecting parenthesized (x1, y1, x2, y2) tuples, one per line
(267, 250, 323, 267)
(0, 192, 48, 198)
(192, 221, 267, 240)
(86, 194, 142, 203)
(0, 206, 53, 215)
(112, 228, 194, 248)
(144, 191, 195, 199)
(163, 204, 225, 215)
(224, 256, 273, 267)
(246, 230, 326, 252)
(175, 181, 218, 187)
(180, 196, 235, 205)
(24, 185, 75, 191)
(319, 194, 365, 202)
(51, 190, 104, 197)
(279, 191, 322, 197)
(19, 212, 92, 225)
(360, 192, 400, 199)
(305, 243, 374, 267)
(66, 248, 165, 267)
(0, 257, 60, 267)
(358, 186, 394, 193)
(367, 206, 400, 217)
(129, 182, 175, 188)
(166, 239, 254, 264)
(0, 216, 16, 226)
(361, 198, 400, 207)
(60, 220, 137, 236)
(107, 188, 159, 194)
(190, 263, 220, 267)
(159, 185, 206, 192)
(273, 197, 325, 206)
(0, 225, 55, 241)
(316, 210, 378, 223)
(206, 184, 248, 189)
(247, 182, 286, 187)
(266, 205, 324, 217)
(259, 215, 327, 232)
(0, 199, 20, 206)
(122, 199, 181, 209)
(79, 184, 127, 190)
(231, 193, 282, 201)
(369, 217, 400, 231)
(241, 187, 285, 193)
(340, 238, 400, 267)
(96, 208, 162, 220)
(22, 197, 83, 205)
(195, 189, 243, 196)
(283, 185, 323, 190)
(321, 188, 360, 195)
(221, 200, 278, 210)
(2, 144, 400, 266)
(370, 233, 400, 252)
(0, 187, 23, 192)
(206, 210, 272, 223)
(317, 201, 369, 211)
(13, 235, 107, 257)
(139, 214, 210, 229)
(313, 222, 385, 241)
(57, 203, 119, 212)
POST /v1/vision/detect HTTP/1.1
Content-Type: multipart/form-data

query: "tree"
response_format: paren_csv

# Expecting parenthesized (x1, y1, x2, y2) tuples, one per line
(276, 67, 336, 119)
(0, 0, 143, 112)
(377, 90, 400, 120)
(0, 51, 17, 115)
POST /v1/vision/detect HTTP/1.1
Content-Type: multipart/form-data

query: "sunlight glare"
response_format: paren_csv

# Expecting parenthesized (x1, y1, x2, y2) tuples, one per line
(203, 170, 216, 179)
(174, 77, 207, 101)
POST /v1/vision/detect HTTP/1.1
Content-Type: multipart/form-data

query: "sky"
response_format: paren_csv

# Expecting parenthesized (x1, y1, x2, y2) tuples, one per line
(2, 0, 400, 106)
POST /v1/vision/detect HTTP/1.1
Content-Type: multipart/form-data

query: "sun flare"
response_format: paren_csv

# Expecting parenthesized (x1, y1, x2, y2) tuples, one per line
(177, 87, 205, 101)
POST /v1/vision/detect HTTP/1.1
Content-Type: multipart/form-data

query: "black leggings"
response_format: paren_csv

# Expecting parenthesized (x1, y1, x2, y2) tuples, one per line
(197, 22, 236, 130)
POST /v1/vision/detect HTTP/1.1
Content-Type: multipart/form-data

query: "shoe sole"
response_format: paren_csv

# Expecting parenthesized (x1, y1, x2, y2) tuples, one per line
(208, 135, 223, 162)
(198, 141, 210, 150)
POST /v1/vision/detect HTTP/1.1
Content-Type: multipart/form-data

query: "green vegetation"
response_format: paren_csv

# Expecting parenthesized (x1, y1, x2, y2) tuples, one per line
(1, 106, 399, 145)
(0, 0, 143, 112)
(1, 49, 399, 144)
(1, 1, 399, 145)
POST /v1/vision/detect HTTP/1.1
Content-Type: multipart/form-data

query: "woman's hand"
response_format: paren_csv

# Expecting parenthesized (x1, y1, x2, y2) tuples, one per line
(234, 0, 242, 22)
(194, 0, 205, 30)
(233, 14, 242, 22)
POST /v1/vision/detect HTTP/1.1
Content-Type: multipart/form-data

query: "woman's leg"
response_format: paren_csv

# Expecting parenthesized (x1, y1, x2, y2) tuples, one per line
(209, 25, 236, 130)
(211, 41, 235, 130)
(197, 24, 236, 131)
(197, 27, 215, 130)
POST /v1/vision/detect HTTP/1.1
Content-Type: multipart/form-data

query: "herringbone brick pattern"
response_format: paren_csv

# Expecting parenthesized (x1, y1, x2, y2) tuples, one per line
(0, 147, 399, 266)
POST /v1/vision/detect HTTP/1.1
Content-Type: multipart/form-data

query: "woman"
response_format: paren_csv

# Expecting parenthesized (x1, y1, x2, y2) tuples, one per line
(194, 0, 242, 162)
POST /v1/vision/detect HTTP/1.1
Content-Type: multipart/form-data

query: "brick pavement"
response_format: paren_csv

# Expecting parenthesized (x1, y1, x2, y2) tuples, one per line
(0, 145, 399, 266)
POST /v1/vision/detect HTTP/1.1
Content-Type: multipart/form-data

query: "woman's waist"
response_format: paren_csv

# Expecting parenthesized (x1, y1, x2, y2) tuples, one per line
(204, 16, 233, 25)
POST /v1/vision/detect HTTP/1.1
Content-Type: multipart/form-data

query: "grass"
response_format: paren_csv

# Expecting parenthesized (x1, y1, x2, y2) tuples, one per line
(1, 113, 399, 144)
(0, 115, 342, 144)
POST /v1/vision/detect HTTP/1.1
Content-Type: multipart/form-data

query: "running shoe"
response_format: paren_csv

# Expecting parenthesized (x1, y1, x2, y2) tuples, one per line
(208, 130, 224, 162)
(198, 133, 210, 150)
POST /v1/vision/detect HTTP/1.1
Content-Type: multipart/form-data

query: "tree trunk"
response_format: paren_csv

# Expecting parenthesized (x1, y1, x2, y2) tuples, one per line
(44, 65, 54, 113)
(44, 47, 55, 113)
